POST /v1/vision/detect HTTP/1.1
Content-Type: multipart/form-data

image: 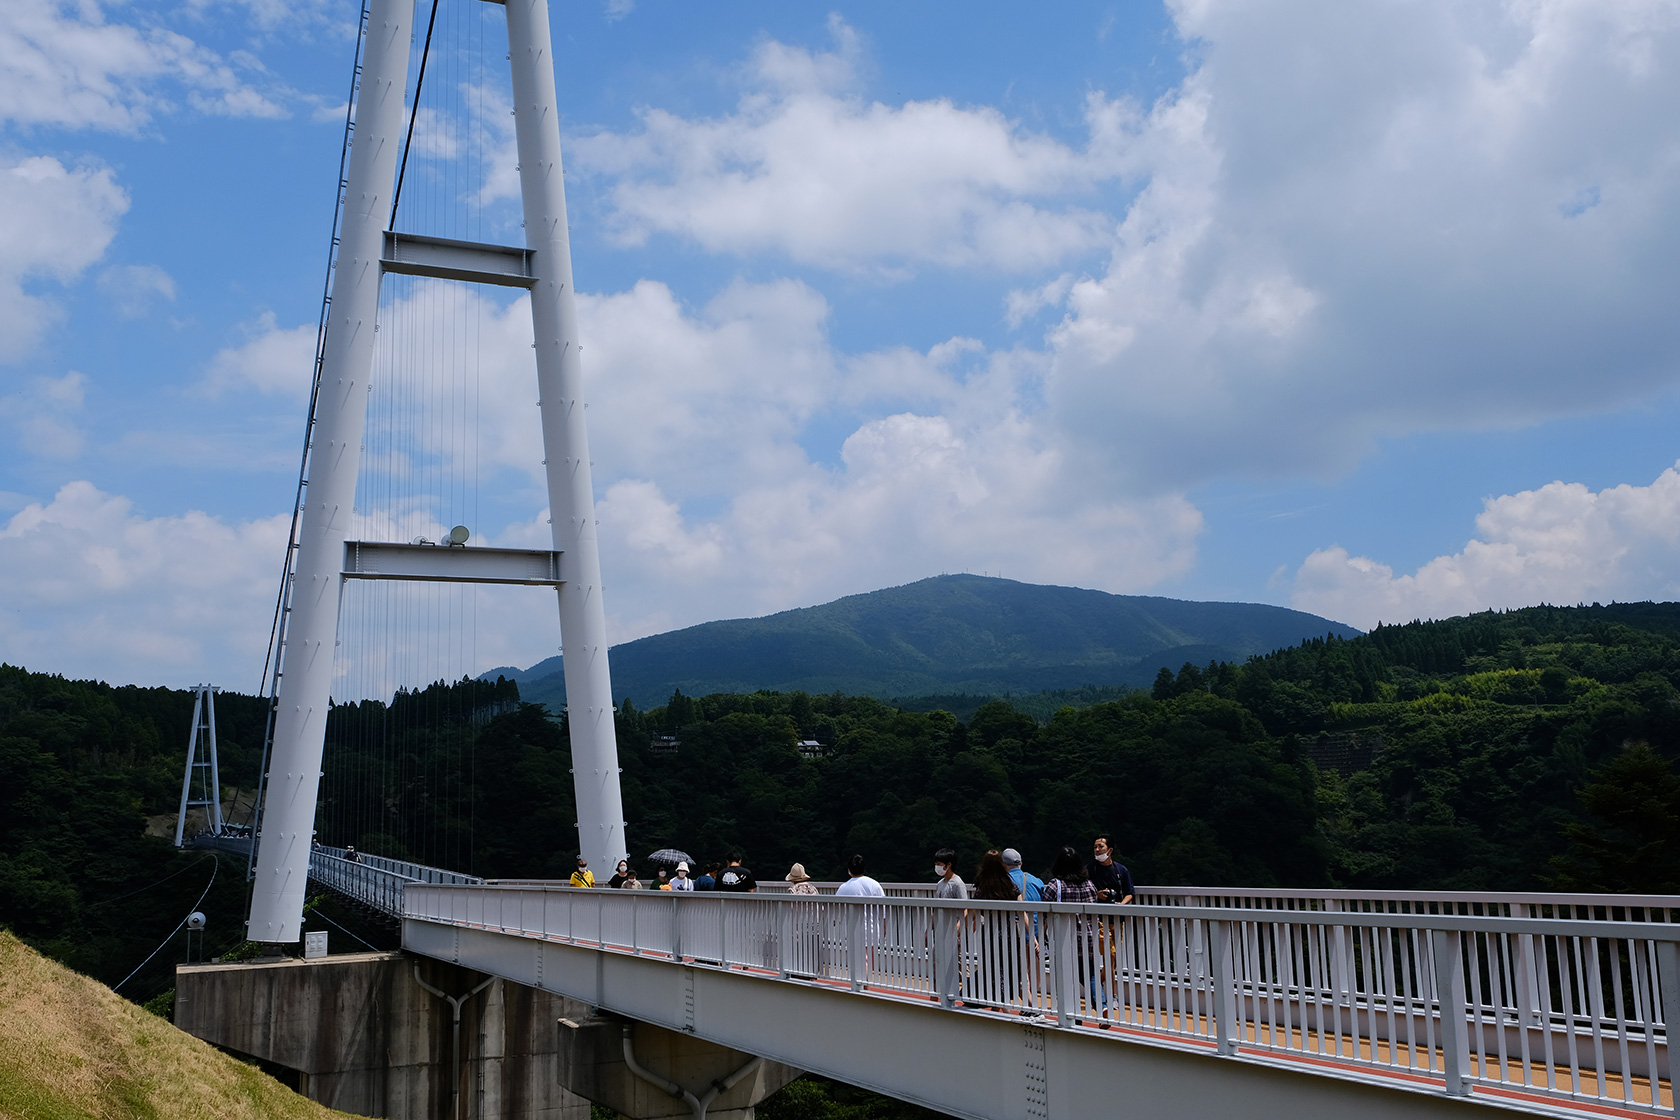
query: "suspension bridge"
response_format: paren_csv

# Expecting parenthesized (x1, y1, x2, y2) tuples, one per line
(286, 846, 1679, 1120)
(164, 0, 1680, 1117)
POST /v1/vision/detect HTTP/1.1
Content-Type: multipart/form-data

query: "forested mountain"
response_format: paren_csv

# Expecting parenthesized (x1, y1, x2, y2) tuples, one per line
(6, 600, 1680, 1015)
(491, 573, 1359, 707)
(0, 669, 270, 1003)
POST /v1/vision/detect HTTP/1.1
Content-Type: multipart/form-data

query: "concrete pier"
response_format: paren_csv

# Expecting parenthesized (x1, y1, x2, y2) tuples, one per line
(175, 951, 591, 1119)
(557, 1014, 801, 1120)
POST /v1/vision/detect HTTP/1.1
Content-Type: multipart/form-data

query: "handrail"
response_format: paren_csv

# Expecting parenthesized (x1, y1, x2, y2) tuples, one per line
(306, 846, 483, 917)
(691, 878, 1680, 917)
(404, 880, 1680, 1117)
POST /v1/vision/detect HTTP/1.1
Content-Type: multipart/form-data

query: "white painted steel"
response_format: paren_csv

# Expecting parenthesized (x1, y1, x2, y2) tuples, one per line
(253, 0, 632, 943)
(403, 883, 1680, 1117)
(784, 881, 1680, 924)
(380, 231, 535, 287)
(309, 846, 481, 916)
(506, 0, 627, 880)
(411, 918, 1499, 1120)
(1136, 885, 1680, 922)
(247, 0, 413, 944)
(174, 685, 224, 845)
(341, 540, 563, 585)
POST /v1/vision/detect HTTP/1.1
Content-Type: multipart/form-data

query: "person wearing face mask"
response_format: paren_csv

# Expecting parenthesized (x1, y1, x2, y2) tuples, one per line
(933, 848, 967, 900)
(608, 859, 632, 889)
(1087, 836, 1134, 904)
(670, 861, 696, 891)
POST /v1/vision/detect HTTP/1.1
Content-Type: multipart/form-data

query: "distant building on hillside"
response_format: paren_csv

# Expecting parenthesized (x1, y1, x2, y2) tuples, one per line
(798, 739, 823, 758)
(650, 735, 680, 755)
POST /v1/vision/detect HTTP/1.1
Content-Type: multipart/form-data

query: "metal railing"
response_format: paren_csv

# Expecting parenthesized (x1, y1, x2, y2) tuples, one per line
(1136, 885, 1680, 923)
(405, 883, 1680, 1115)
(762, 880, 1680, 924)
(308, 846, 481, 915)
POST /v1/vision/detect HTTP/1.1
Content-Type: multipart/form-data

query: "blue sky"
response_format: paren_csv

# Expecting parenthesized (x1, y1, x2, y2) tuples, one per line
(4, 0, 1680, 689)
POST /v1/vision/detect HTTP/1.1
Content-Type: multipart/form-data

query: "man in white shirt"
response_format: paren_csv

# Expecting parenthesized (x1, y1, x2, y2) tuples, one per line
(833, 854, 885, 975)
(835, 854, 885, 896)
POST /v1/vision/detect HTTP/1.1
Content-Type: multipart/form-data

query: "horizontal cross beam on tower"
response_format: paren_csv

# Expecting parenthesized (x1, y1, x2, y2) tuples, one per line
(380, 231, 536, 288)
(342, 541, 563, 586)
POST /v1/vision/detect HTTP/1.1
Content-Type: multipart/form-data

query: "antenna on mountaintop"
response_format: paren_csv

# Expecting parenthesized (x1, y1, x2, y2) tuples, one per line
(174, 685, 225, 846)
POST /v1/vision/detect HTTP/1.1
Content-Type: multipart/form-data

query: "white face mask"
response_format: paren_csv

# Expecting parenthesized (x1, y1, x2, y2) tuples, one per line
(1095, 852, 1111, 863)
(677, 870, 687, 877)
(934, 864, 948, 877)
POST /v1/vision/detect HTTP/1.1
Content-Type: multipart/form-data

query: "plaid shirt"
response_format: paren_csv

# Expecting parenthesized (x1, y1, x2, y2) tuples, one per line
(1044, 878, 1097, 904)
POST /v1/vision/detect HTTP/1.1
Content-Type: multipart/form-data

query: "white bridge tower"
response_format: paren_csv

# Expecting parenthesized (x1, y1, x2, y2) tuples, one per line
(247, 0, 627, 943)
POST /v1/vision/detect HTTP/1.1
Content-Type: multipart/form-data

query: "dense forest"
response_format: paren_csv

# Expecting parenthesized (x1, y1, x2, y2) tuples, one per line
(5, 601, 1680, 1013)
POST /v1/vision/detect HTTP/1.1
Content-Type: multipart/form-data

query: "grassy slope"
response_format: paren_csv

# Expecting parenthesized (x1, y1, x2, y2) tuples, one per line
(515, 574, 1358, 708)
(0, 931, 360, 1120)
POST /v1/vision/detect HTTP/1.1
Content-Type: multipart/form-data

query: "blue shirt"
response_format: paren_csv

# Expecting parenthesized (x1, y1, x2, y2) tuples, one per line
(1008, 867, 1045, 902)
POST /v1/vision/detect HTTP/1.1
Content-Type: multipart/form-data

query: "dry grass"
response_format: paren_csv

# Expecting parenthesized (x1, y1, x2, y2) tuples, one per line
(0, 931, 363, 1120)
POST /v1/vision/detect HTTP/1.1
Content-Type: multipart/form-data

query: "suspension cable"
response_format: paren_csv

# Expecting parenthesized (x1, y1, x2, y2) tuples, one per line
(113, 857, 219, 994)
(390, 0, 443, 228)
(90, 855, 214, 907)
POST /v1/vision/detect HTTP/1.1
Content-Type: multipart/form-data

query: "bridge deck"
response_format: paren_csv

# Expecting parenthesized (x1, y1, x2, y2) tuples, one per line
(308, 850, 1680, 1120)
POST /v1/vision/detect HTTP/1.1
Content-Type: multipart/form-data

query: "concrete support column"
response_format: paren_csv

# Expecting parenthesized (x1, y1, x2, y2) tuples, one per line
(558, 1015, 801, 1120)
(175, 952, 592, 1120)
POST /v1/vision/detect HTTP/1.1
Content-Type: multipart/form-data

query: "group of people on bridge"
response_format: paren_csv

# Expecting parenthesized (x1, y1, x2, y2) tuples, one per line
(564, 837, 1136, 906)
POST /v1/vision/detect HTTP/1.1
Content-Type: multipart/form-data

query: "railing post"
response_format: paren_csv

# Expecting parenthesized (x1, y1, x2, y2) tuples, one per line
(1049, 911, 1078, 1028)
(673, 893, 684, 963)
(779, 899, 794, 979)
(1513, 903, 1541, 1027)
(847, 903, 865, 992)
(1211, 919, 1239, 1054)
(934, 904, 960, 1009)
(1655, 939, 1680, 1118)
(1429, 928, 1471, 1095)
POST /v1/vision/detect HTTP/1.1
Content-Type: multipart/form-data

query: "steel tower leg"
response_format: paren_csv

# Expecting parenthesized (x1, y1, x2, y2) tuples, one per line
(508, 0, 629, 877)
(247, 0, 413, 944)
(174, 686, 205, 847)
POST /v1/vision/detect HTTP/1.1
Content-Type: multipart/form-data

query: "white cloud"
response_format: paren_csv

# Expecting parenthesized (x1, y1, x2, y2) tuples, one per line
(0, 372, 87, 458)
(97, 263, 176, 319)
(0, 156, 128, 362)
(205, 311, 317, 398)
(178, 0, 337, 34)
(0, 0, 286, 132)
(0, 481, 290, 686)
(1032, 0, 1680, 491)
(334, 274, 1205, 650)
(1291, 465, 1680, 630)
(594, 408, 1204, 644)
(572, 19, 1132, 273)
(0, 480, 589, 692)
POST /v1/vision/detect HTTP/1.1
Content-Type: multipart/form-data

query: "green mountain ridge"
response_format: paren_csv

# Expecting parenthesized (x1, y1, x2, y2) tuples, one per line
(489, 574, 1360, 709)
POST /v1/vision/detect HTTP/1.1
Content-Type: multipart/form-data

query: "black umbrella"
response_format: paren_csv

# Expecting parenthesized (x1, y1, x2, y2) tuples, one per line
(646, 848, 694, 869)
